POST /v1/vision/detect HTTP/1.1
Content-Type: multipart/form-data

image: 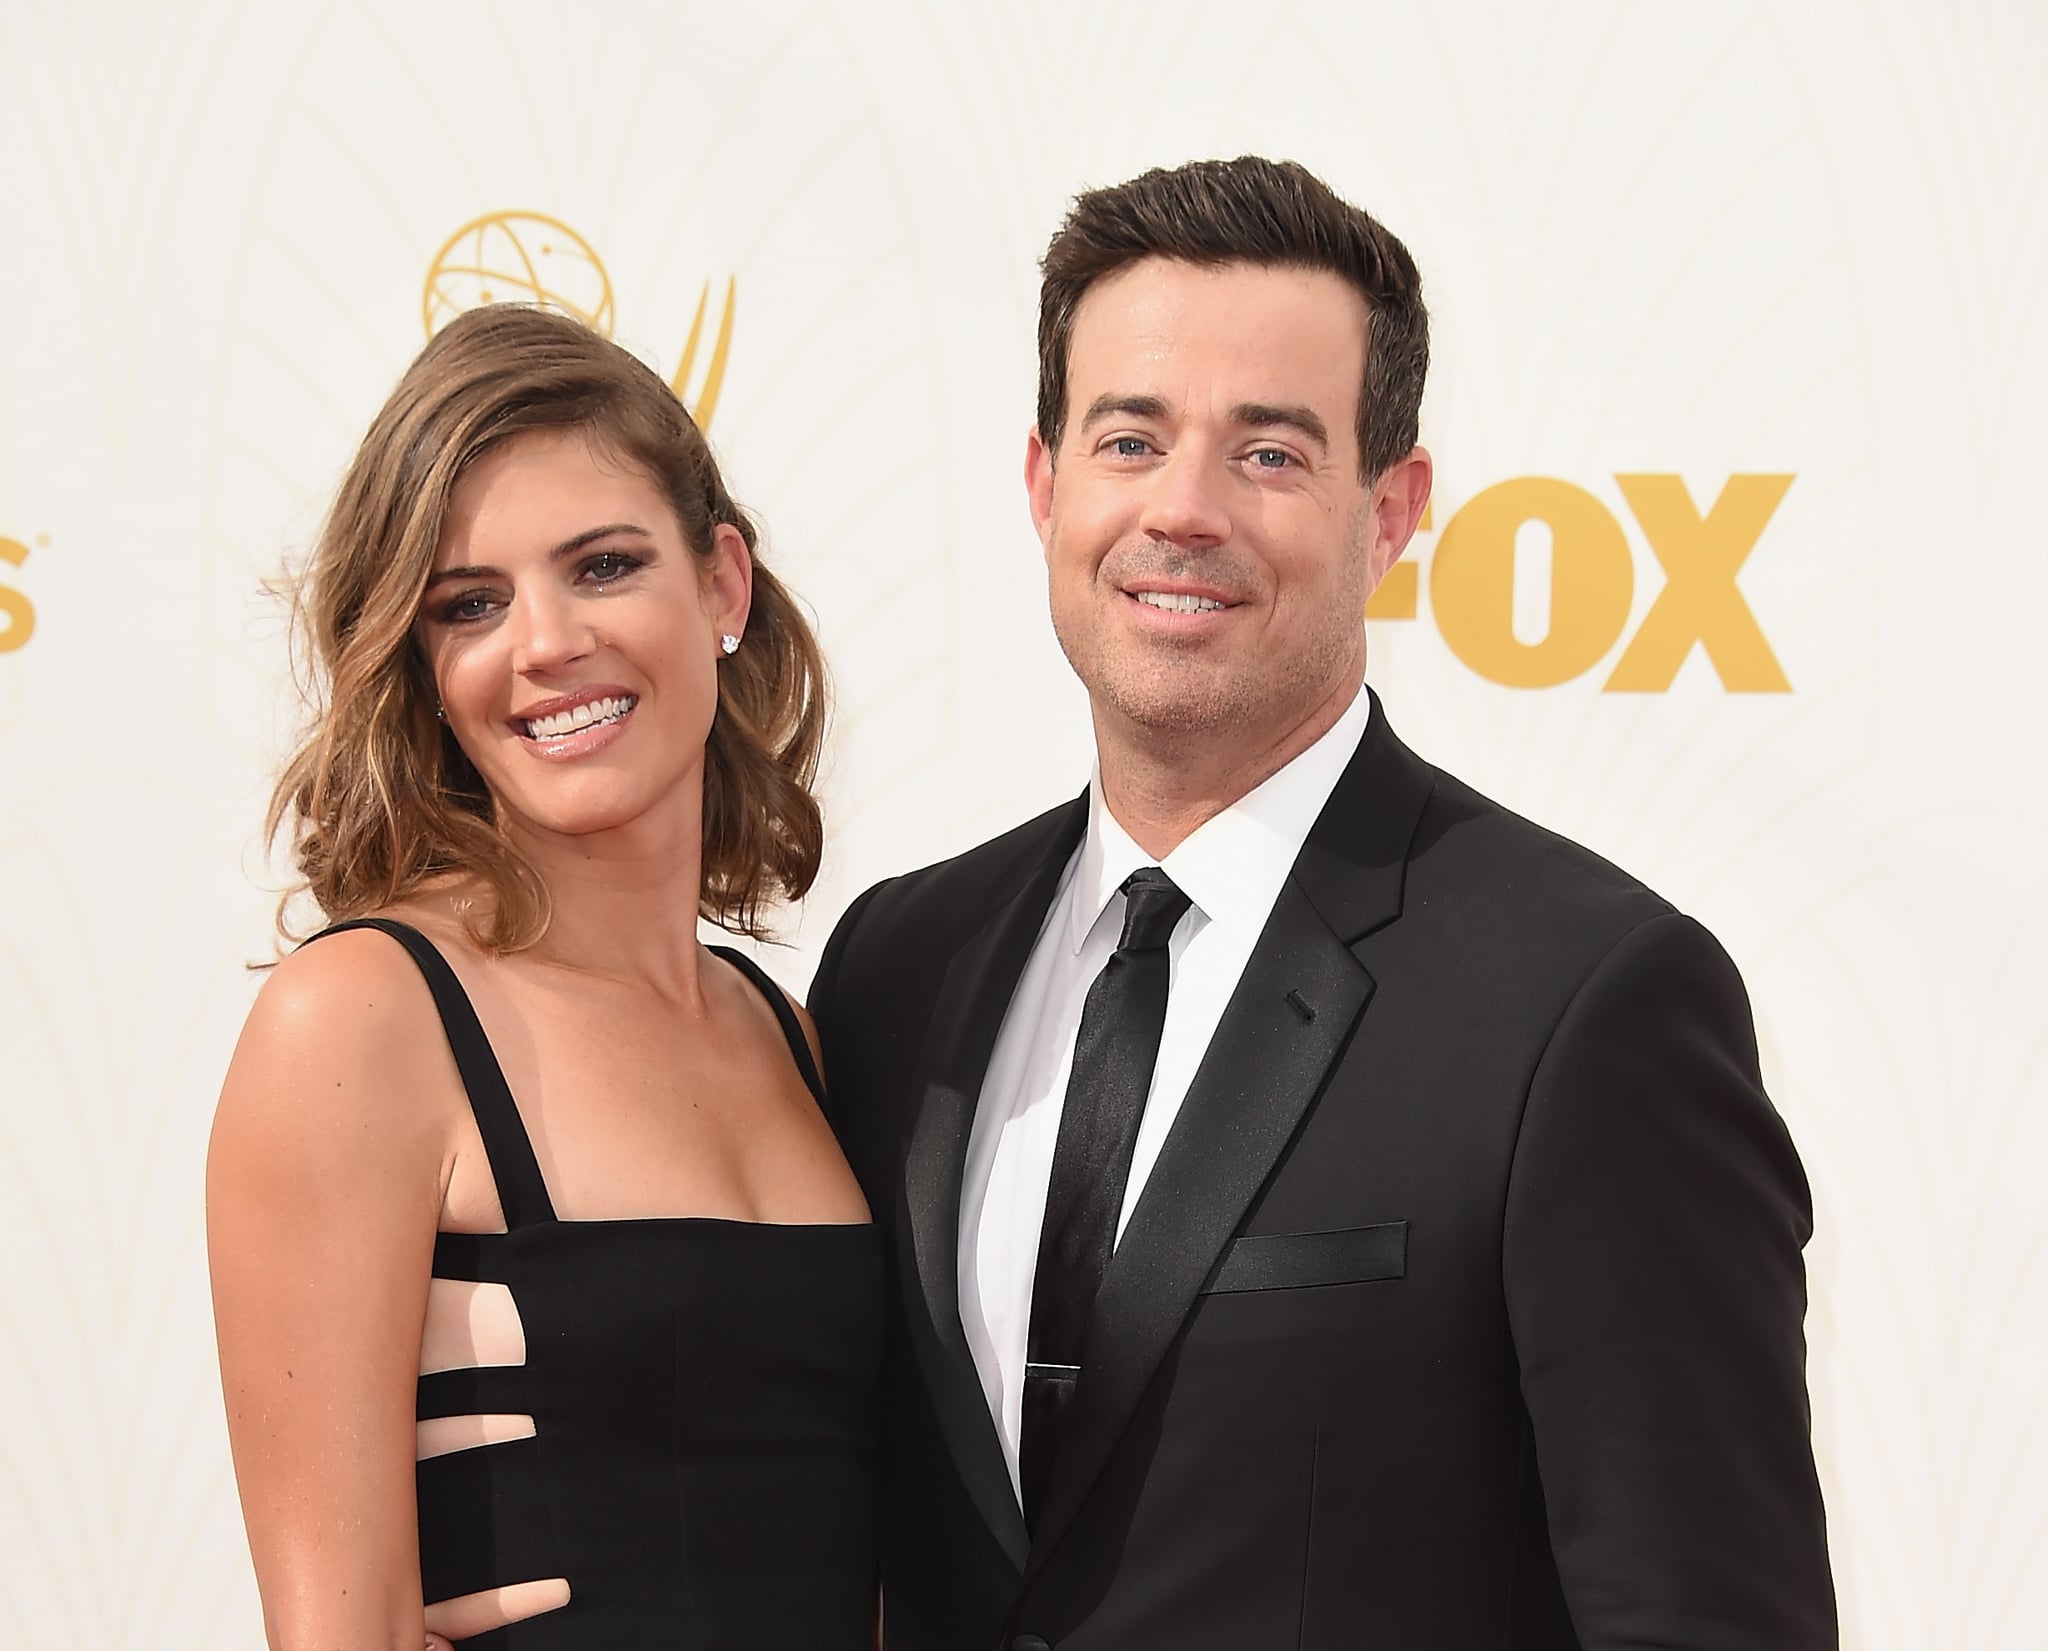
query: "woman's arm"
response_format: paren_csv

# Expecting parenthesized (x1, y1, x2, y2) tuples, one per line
(207, 932, 455, 1651)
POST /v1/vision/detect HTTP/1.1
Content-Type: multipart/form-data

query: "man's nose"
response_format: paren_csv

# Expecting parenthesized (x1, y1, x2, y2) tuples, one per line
(1137, 449, 1231, 549)
(508, 587, 595, 672)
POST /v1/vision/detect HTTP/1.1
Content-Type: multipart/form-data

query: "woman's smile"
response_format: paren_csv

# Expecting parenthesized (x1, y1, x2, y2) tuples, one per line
(511, 686, 642, 758)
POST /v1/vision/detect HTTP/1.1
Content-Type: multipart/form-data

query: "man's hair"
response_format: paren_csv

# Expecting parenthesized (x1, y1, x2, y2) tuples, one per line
(1037, 156, 1429, 481)
(269, 303, 826, 951)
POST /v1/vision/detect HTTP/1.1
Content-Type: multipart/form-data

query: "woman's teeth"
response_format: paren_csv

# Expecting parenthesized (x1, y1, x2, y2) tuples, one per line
(1134, 590, 1225, 612)
(522, 695, 636, 740)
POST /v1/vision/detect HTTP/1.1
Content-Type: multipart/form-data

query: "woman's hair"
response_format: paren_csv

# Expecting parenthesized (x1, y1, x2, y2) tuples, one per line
(268, 303, 826, 950)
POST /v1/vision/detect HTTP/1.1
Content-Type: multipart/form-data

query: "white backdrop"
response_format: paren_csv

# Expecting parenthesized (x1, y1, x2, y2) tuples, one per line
(3, 2, 2045, 1646)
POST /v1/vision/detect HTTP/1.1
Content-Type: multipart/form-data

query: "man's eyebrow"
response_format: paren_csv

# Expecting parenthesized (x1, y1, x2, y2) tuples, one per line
(1078, 393, 1171, 431)
(1232, 402, 1330, 450)
(423, 522, 654, 589)
(1075, 394, 1332, 452)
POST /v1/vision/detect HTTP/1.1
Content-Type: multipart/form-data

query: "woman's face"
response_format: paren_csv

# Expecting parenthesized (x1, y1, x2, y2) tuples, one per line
(415, 428, 750, 850)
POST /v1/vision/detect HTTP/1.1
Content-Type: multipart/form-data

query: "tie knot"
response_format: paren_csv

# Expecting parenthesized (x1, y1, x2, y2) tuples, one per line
(1117, 867, 1191, 953)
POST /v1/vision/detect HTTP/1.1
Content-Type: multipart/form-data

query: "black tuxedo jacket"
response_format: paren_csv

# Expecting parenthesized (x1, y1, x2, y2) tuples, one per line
(810, 696, 1836, 1651)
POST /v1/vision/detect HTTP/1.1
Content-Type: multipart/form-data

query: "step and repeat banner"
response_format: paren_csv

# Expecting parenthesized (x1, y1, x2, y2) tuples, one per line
(2, 2, 2044, 1645)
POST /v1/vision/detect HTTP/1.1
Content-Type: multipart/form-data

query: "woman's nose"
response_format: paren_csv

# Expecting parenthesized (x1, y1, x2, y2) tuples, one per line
(508, 587, 595, 673)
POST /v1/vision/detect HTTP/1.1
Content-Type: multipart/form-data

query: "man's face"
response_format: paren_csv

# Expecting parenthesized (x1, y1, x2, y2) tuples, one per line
(1028, 257, 1425, 759)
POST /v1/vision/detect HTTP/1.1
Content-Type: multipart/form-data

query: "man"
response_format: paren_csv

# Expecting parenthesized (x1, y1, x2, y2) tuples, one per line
(810, 156, 1836, 1651)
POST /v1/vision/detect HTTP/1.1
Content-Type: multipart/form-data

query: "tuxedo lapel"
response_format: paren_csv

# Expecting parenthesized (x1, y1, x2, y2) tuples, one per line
(898, 795, 1087, 1572)
(1023, 695, 1438, 1575)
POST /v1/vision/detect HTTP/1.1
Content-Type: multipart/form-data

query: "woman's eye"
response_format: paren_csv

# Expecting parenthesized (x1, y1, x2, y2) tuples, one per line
(440, 590, 498, 623)
(581, 552, 642, 583)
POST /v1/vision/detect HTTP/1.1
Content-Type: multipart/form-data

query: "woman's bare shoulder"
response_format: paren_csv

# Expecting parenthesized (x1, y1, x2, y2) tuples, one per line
(254, 921, 434, 1041)
(254, 893, 485, 1036)
(707, 945, 826, 1074)
(217, 913, 465, 1155)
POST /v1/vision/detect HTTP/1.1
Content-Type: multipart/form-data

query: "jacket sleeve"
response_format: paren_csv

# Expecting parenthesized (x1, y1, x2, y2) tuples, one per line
(1503, 911, 1837, 1649)
(807, 877, 892, 1138)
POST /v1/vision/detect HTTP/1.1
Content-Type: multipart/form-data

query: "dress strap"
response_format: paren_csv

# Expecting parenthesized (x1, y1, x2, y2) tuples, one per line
(709, 945, 827, 1109)
(305, 918, 558, 1228)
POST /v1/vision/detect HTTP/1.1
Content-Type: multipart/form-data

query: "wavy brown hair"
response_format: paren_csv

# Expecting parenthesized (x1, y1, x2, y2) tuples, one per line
(269, 303, 826, 950)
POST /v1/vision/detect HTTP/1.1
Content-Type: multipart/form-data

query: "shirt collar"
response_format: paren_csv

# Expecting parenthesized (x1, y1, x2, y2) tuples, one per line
(1066, 682, 1374, 955)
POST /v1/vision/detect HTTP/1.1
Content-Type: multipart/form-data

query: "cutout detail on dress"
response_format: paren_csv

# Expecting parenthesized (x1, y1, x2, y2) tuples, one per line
(420, 1278, 526, 1374)
(417, 1412, 537, 1460)
(424, 1578, 573, 1640)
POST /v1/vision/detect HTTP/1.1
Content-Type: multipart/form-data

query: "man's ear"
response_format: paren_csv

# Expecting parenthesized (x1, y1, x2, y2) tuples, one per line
(706, 520, 754, 643)
(1025, 427, 1056, 556)
(1367, 447, 1433, 590)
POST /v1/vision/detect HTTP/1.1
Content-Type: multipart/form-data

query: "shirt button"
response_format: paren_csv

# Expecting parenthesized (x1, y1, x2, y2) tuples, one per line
(1010, 1638, 1052, 1651)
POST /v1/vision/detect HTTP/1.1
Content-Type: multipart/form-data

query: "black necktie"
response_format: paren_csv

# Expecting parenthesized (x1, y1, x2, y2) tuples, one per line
(1020, 866, 1192, 1527)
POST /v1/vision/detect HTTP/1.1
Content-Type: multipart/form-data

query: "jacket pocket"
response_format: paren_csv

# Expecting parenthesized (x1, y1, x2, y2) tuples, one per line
(1201, 1221, 1407, 1294)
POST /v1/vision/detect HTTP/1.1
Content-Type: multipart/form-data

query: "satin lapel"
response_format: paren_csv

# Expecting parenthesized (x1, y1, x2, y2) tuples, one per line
(899, 797, 1086, 1572)
(1023, 693, 1437, 1576)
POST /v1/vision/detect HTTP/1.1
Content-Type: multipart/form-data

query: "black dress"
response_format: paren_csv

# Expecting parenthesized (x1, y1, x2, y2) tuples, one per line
(312, 918, 884, 1649)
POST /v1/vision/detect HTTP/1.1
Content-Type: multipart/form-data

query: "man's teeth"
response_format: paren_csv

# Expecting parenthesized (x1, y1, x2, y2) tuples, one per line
(522, 695, 636, 740)
(1134, 590, 1225, 613)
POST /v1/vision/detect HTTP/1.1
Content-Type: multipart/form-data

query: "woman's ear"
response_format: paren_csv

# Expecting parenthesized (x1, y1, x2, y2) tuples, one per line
(705, 520, 754, 649)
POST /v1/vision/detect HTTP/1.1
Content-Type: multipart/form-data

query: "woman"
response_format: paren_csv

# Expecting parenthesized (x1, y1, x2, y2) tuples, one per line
(207, 304, 881, 1649)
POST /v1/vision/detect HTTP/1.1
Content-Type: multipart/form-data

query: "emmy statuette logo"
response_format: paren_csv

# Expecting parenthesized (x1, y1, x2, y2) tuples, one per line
(424, 210, 736, 429)
(1368, 473, 1793, 692)
(0, 536, 36, 654)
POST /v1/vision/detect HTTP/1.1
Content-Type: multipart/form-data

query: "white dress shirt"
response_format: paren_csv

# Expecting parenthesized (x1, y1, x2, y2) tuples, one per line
(956, 683, 1374, 1497)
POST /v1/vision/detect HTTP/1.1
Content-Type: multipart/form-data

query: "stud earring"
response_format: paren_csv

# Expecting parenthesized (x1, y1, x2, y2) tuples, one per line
(435, 706, 446, 721)
(720, 633, 740, 656)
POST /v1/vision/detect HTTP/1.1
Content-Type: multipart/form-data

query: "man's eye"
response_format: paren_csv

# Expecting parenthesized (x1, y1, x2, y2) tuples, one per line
(1249, 448, 1293, 469)
(1111, 436, 1152, 459)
